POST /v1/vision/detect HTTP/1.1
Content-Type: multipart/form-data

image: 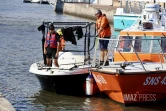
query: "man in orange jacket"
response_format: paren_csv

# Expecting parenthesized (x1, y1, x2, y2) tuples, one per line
(95, 9, 111, 66)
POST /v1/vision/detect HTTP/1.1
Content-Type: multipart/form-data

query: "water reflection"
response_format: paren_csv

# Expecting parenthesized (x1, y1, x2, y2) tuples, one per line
(32, 90, 124, 111)
(31, 89, 166, 111)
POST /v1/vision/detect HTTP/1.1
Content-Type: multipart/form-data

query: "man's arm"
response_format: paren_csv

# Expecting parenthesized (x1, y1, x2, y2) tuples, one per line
(44, 41, 47, 54)
(55, 33, 60, 58)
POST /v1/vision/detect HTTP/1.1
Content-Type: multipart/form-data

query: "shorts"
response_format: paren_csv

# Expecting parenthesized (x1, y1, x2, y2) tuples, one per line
(46, 46, 57, 59)
(99, 37, 110, 50)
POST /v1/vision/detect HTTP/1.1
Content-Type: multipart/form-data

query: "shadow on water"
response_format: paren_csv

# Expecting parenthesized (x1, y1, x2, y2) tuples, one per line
(31, 90, 122, 111)
(31, 90, 166, 111)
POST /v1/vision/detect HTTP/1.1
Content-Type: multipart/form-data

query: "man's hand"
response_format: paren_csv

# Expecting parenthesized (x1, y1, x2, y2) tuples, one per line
(55, 53, 59, 59)
(44, 49, 47, 54)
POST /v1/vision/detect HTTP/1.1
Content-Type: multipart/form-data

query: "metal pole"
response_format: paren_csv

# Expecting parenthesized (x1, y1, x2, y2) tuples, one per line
(88, 23, 91, 64)
(84, 24, 87, 63)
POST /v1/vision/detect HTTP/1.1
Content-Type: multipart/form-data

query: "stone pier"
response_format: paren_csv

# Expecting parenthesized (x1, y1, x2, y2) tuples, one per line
(0, 93, 15, 111)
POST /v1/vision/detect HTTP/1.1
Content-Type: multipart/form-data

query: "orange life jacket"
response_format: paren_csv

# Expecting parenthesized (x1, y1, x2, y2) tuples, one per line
(57, 29, 65, 51)
(59, 36, 65, 51)
(96, 14, 111, 38)
(45, 32, 58, 48)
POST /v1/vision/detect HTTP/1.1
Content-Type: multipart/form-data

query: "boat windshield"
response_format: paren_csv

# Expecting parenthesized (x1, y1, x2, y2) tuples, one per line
(116, 36, 165, 53)
(161, 37, 166, 53)
(117, 36, 133, 52)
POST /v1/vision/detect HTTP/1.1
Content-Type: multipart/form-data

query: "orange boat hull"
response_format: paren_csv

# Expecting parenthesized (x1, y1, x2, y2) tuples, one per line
(91, 71, 166, 104)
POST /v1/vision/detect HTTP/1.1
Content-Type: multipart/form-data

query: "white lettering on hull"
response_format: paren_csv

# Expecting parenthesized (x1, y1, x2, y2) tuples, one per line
(92, 74, 107, 84)
(123, 93, 156, 102)
(143, 76, 166, 85)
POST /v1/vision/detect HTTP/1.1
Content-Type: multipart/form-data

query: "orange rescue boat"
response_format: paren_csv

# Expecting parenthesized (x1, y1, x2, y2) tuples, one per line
(91, 3, 166, 105)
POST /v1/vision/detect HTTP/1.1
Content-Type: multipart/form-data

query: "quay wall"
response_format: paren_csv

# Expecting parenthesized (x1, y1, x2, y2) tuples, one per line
(54, 2, 117, 24)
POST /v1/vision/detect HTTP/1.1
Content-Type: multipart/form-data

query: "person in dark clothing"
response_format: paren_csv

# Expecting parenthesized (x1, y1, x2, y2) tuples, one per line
(44, 24, 60, 67)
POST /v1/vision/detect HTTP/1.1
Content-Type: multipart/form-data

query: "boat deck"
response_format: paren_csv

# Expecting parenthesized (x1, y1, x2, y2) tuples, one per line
(92, 62, 166, 74)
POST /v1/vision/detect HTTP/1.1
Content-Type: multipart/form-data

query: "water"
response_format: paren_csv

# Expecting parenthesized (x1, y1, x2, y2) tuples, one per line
(0, 0, 166, 111)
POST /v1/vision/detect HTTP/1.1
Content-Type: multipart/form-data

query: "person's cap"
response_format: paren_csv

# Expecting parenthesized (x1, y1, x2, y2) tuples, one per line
(49, 24, 55, 30)
(95, 9, 102, 15)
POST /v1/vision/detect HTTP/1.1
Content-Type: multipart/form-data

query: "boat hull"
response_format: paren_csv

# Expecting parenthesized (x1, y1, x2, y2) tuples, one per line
(40, 0, 49, 4)
(91, 70, 166, 104)
(23, 0, 32, 3)
(113, 14, 139, 31)
(35, 73, 89, 95)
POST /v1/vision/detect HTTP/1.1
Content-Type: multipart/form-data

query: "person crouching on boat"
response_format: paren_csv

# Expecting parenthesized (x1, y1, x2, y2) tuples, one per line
(57, 29, 65, 51)
(44, 24, 60, 67)
(95, 9, 111, 66)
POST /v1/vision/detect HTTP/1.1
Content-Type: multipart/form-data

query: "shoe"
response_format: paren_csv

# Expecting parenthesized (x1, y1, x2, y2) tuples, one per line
(104, 61, 109, 66)
(100, 61, 104, 65)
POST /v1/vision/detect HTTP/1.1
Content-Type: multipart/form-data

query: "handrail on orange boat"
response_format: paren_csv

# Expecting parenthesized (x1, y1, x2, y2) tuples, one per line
(92, 37, 166, 72)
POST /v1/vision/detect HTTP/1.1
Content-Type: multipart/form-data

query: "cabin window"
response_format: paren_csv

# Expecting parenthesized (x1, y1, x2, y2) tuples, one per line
(151, 36, 163, 53)
(134, 37, 142, 52)
(140, 36, 151, 53)
(161, 37, 166, 53)
(118, 36, 132, 52)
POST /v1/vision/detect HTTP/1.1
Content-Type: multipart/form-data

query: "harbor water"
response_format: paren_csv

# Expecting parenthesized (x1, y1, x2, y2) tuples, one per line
(0, 0, 166, 110)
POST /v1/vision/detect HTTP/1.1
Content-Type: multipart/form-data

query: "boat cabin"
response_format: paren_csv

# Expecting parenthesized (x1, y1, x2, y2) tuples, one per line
(112, 3, 166, 63)
(114, 30, 166, 62)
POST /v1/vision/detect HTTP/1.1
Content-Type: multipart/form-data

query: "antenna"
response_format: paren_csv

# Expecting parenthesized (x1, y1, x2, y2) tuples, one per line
(121, 20, 126, 29)
(144, 33, 148, 42)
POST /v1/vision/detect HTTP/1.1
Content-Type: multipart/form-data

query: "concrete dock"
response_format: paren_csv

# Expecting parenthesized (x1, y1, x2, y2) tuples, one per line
(53, 1, 165, 24)
(0, 93, 15, 111)
(54, 1, 121, 24)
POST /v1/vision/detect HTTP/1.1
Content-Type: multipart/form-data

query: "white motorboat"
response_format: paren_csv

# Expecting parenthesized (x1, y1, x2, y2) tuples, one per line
(29, 21, 99, 95)
(29, 51, 91, 95)
(23, 0, 32, 3)
(31, 0, 40, 3)
(114, 0, 166, 31)
(40, 0, 49, 4)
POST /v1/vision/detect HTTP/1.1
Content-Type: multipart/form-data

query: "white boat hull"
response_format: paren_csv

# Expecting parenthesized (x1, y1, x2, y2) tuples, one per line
(29, 61, 90, 95)
(29, 51, 95, 95)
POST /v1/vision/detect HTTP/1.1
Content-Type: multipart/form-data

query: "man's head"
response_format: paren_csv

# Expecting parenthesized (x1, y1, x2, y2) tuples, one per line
(49, 24, 55, 34)
(95, 9, 102, 18)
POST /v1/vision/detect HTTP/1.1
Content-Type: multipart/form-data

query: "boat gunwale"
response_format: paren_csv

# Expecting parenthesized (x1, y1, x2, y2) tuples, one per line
(91, 68, 166, 75)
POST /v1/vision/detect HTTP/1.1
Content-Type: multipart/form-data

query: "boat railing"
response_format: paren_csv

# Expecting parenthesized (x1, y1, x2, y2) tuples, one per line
(38, 21, 96, 65)
(92, 37, 166, 72)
